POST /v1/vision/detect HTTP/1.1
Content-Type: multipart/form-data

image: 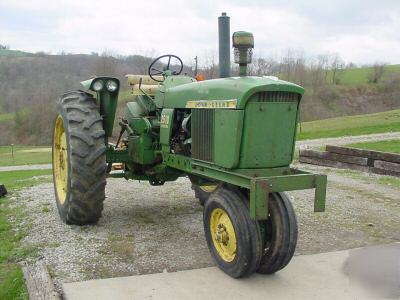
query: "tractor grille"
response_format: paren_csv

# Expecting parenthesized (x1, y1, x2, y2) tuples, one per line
(191, 109, 214, 162)
(252, 91, 300, 103)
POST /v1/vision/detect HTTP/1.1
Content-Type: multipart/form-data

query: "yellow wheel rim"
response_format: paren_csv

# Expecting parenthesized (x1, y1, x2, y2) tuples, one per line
(53, 115, 68, 205)
(210, 208, 237, 262)
(200, 185, 218, 193)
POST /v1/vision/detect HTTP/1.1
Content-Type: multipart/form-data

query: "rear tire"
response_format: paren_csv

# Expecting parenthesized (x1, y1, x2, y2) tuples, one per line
(203, 187, 262, 278)
(257, 192, 298, 274)
(52, 91, 107, 225)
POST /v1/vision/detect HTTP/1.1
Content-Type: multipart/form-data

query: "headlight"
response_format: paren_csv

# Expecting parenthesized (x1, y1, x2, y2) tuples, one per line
(106, 80, 118, 92)
(92, 80, 104, 92)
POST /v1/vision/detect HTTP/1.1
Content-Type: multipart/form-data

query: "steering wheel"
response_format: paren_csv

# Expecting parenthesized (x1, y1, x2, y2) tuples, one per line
(148, 54, 183, 82)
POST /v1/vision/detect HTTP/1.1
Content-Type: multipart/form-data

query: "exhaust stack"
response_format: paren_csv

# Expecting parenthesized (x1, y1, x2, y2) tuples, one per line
(218, 12, 231, 78)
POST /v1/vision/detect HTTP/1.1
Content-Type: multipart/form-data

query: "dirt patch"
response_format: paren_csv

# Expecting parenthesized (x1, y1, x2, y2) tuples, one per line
(10, 165, 400, 291)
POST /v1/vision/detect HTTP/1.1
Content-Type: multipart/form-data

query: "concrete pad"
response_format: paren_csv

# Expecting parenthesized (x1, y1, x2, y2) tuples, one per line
(63, 245, 400, 300)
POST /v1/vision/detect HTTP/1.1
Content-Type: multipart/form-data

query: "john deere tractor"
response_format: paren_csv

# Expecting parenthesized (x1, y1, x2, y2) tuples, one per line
(52, 31, 326, 278)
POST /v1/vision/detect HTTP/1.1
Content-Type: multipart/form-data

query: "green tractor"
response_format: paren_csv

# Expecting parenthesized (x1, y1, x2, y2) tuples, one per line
(52, 31, 326, 278)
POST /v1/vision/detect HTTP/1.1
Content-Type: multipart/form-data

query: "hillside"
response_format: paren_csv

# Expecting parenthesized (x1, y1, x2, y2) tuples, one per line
(298, 109, 400, 140)
(0, 49, 32, 57)
(0, 49, 399, 145)
(326, 64, 400, 86)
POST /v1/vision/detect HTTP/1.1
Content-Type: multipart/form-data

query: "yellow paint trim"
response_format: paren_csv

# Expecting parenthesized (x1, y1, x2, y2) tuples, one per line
(53, 115, 68, 205)
(186, 99, 237, 109)
(126, 74, 164, 85)
(131, 84, 159, 96)
(210, 208, 237, 262)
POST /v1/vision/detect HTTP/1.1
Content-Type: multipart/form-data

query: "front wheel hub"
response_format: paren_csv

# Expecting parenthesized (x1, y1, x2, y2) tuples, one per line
(210, 208, 237, 262)
(215, 224, 229, 245)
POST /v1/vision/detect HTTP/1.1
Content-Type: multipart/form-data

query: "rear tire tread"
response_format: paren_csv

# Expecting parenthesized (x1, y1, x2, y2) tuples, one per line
(53, 91, 106, 225)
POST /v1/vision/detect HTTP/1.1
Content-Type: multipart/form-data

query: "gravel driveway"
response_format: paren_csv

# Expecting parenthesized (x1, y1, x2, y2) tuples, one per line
(10, 161, 399, 291)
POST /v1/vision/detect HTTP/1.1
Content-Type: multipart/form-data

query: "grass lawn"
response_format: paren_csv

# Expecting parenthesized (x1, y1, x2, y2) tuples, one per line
(0, 112, 16, 123)
(377, 176, 400, 188)
(297, 109, 400, 140)
(0, 145, 51, 167)
(326, 64, 400, 86)
(346, 140, 400, 154)
(0, 110, 29, 124)
(0, 169, 52, 300)
(0, 169, 52, 190)
(0, 49, 31, 57)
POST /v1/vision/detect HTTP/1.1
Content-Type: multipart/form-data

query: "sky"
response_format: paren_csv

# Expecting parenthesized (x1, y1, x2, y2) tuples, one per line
(0, 0, 399, 66)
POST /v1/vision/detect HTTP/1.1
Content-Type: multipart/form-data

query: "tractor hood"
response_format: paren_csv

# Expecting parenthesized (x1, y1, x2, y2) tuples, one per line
(161, 76, 304, 109)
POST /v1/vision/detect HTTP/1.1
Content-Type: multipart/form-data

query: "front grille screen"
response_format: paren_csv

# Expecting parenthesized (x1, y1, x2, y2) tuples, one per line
(191, 109, 214, 162)
(252, 91, 300, 103)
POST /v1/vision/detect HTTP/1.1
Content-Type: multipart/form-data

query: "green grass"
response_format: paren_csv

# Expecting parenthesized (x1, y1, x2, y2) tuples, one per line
(0, 266, 27, 300)
(0, 146, 51, 166)
(0, 110, 29, 123)
(0, 196, 29, 300)
(346, 140, 400, 154)
(0, 170, 52, 300)
(298, 109, 400, 140)
(0, 112, 16, 123)
(0, 169, 52, 190)
(0, 49, 31, 57)
(119, 90, 135, 102)
(378, 176, 400, 188)
(326, 64, 400, 86)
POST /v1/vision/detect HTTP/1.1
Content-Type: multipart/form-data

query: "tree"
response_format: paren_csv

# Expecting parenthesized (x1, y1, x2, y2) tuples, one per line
(199, 51, 218, 79)
(368, 63, 386, 84)
(129, 54, 154, 75)
(308, 55, 327, 88)
(94, 50, 117, 76)
(251, 57, 276, 76)
(330, 53, 344, 85)
(346, 62, 357, 69)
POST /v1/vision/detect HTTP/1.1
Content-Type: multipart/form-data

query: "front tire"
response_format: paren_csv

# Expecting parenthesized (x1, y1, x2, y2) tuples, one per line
(192, 184, 218, 206)
(257, 192, 298, 274)
(52, 91, 107, 225)
(203, 188, 262, 278)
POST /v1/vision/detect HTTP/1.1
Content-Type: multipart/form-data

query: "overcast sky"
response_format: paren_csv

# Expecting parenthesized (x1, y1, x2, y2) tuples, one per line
(1, 0, 399, 65)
